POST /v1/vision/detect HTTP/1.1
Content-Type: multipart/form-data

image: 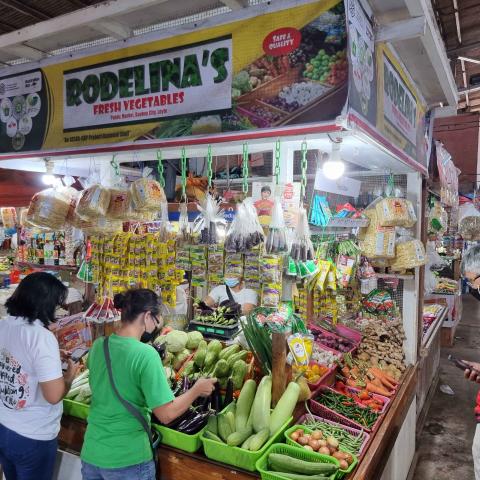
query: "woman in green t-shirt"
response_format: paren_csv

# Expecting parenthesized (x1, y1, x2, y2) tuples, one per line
(81, 289, 216, 480)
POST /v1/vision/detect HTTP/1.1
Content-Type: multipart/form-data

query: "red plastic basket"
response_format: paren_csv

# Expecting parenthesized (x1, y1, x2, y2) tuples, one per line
(309, 386, 381, 433)
(340, 386, 391, 414)
(309, 325, 357, 355)
(297, 414, 371, 457)
(332, 324, 363, 344)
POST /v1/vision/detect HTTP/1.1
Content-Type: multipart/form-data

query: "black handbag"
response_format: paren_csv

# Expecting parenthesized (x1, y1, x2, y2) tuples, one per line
(103, 337, 161, 459)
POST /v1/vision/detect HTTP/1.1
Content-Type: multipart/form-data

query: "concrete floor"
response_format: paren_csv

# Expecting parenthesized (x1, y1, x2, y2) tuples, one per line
(413, 295, 480, 480)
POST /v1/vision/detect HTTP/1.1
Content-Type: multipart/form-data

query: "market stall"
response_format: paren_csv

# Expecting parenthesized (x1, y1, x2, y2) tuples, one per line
(0, 1, 437, 479)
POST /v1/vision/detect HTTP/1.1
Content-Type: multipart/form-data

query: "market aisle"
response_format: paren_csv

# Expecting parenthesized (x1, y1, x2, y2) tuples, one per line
(413, 295, 480, 480)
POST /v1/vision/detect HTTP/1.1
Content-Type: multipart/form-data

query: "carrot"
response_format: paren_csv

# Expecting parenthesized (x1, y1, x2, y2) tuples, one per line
(378, 376, 396, 391)
(372, 378, 384, 388)
(366, 382, 393, 397)
(369, 368, 398, 386)
(346, 378, 358, 388)
(341, 366, 350, 377)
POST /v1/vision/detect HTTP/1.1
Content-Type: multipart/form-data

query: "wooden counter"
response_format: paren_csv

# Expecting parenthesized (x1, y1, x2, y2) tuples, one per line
(59, 365, 417, 480)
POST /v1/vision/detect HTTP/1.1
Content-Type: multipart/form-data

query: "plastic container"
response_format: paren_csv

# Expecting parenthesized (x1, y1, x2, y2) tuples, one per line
(283, 425, 358, 478)
(332, 324, 362, 344)
(255, 443, 339, 480)
(152, 423, 205, 453)
(63, 399, 89, 420)
(309, 325, 357, 355)
(201, 415, 293, 472)
(309, 387, 381, 433)
(297, 414, 371, 457)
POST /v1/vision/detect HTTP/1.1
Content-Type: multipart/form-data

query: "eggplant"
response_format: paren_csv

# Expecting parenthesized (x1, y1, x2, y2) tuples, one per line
(212, 381, 221, 412)
(222, 378, 234, 410)
(177, 411, 211, 434)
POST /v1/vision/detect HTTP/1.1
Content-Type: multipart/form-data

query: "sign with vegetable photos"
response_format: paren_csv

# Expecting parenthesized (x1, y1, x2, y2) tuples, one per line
(0, 0, 346, 154)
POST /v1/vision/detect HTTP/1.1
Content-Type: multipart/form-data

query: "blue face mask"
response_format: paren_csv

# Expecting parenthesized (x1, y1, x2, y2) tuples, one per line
(225, 278, 239, 288)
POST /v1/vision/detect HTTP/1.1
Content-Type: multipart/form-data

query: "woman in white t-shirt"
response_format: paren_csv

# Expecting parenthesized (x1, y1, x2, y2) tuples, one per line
(204, 276, 258, 315)
(0, 272, 80, 480)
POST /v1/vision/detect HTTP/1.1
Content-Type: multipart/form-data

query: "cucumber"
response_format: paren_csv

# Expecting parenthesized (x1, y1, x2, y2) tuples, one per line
(226, 426, 253, 446)
(248, 428, 270, 451)
(264, 472, 330, 480)
(203, 430, 223, 443)
(251, 375, 271, 433)
(218, 413, 233, 442)
(241, 434, 254, 450)
(206, 415, 217, 435)
(268, 454, 338, 476)
(235, 379, 256, 431)
(269, 382, 300, 436)
(225, 411, 235, 433)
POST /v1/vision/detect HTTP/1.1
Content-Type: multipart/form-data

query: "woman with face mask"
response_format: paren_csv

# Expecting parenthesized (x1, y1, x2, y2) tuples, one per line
(81, 288, 216, 480)
(204, 276, 258, 316)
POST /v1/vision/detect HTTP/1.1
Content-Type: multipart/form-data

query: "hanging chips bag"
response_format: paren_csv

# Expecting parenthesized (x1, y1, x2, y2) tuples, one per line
(76, 185, 111, 219)
(27, 188, 73, 230)
(130, 178, 166, 212)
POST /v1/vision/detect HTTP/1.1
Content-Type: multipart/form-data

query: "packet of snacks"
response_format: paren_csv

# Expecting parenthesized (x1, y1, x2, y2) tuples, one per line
(107, 188, 131, 220)
(130, 177, 166, 212)
(375, 197, 417, 228)
(76, 185, 111, 220)
(27, 188, 73, 230)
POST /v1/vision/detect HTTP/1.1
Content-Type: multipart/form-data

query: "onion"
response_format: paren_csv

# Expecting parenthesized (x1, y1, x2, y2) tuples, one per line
(333, 451, 348, 461)
(318, 439, 327, 448)
(297, 436, 309, 446)
(344, 453, 354, 465)
(318, 446, 331, 455)
(311, 431, 323, 440)
(309, 439, 320, 451)
(290, 432, 300, 441)
(326, 436, 339, 449)
(304, 445, 314, 451)
(339, 460, 349, 470)
(294, 429, 304, 436)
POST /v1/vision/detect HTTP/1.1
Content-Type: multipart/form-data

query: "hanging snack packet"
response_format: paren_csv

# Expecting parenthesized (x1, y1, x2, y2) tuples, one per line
(27, 188, 73, 230)
(287, 333, 314, 366)
(130, 177, 166, 212)
(107, 188, 131, 220)
(76, 185, 111, 220)
(265, 197, 288, 253)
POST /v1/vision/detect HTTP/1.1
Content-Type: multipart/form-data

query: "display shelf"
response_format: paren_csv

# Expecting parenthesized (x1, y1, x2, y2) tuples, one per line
(326, 217, 370, 228)
(15, 261, 78, 272)
(422, 307, 448, 349)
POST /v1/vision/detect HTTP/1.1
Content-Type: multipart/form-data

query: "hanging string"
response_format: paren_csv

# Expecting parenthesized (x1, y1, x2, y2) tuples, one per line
(242, 143, 249, 195)
(156, 150, 165, 188)
(206, 145, 213, 190)
(181, 147, 187, 202)
(300, 139, 308, 203)
(274, 139, 281, 185)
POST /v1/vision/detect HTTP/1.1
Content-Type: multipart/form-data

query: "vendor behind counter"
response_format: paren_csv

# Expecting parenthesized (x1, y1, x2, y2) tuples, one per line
(204, 276, 258, 316)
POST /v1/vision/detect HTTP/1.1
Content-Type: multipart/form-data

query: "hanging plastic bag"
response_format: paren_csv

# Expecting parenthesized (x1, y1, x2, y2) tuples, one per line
(265, 197, 288, 253)
(177, 202, 191, 243)
(459, 203, 480, 240)
(193, 193, 226, 245)
(130, 176, 166, 212)
(225, 198, 264, 252)
(27, 188, 73, 230)
(106, 188, 131, 220)
(76, 184, 111, 220)
(290, 207, 315, 261)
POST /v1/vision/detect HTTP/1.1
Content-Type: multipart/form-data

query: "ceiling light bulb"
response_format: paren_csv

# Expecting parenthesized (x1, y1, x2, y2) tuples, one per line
(323, 160, 345, 180)
(323, 142, 345, 180)
(42, 174, 56, 185)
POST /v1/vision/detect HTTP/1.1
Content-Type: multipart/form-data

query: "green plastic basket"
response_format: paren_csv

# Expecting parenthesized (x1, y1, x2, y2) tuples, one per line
(63, 399, 90, 420)
(284, 425, 358, 479)
(200, 415, 293, 472)
(152, 423, 206, 453)
(255, 443, 340, 480)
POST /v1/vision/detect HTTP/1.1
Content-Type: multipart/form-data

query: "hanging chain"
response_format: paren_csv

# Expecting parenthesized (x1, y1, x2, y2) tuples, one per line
(242, 143, 249, 195)
(300, 139, 308, 202)
(181, 147, 187, 202)
(156, 150, 165, 188)
(274, 139, 281, 185)
(206, 145, 213, 189)
(110, 154, 120, 177)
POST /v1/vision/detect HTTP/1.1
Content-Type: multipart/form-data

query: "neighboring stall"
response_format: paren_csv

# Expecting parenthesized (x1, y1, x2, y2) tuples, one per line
(0, 1, 442, 479)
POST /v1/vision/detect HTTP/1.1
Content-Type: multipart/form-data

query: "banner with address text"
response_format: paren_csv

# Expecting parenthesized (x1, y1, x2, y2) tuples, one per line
(0, 0, 347, 154)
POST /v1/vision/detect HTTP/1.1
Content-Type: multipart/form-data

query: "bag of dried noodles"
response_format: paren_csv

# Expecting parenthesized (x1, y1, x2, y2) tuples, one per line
(76, 185, 111, 220)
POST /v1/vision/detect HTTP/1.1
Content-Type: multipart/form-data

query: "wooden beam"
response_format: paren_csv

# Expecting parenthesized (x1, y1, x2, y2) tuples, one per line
(376, 16, 426, 43)
(448, 39, 480, 56)
(0, 0, 52, 21)
(91, 19, 132, 40)
(1, 44, 46, 61)
(219, 0, 248, 10)
(0, 0, 166, 51)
